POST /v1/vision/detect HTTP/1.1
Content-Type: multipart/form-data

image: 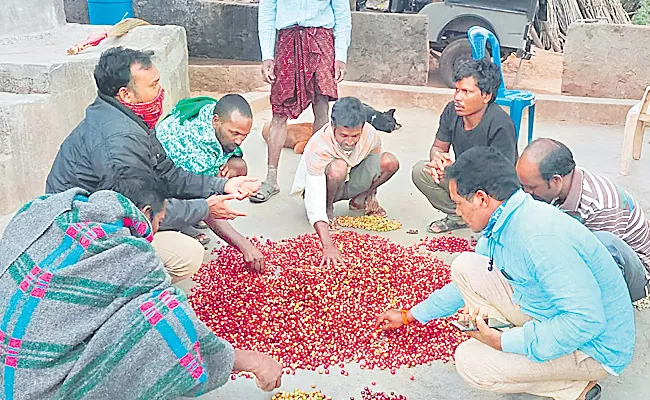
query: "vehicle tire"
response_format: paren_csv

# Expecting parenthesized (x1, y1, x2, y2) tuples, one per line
(438, 38, 474, 89)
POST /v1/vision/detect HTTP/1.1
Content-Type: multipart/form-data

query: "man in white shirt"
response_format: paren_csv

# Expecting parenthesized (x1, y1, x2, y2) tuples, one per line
(291, 97, 400, 266)
(253, 0, 352, 203)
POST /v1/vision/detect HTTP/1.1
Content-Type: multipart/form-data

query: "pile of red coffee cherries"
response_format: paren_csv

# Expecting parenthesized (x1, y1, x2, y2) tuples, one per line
(359, 387, 407, 400)
(417, 235, 476, 253)
(190, 231, 469, 372)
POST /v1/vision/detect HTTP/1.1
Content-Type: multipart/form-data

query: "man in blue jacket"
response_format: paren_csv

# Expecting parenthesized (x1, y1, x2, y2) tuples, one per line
(377, 147, 634, 400)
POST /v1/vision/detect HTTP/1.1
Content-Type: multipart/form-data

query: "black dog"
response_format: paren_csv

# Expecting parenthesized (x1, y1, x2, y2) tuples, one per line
(363, 104, 402, 132)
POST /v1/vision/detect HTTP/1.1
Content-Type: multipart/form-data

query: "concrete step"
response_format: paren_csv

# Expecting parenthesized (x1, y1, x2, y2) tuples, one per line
(190, 89, 270, 116)
(338, 81, 637, 126)
(189, 57, 265, 94)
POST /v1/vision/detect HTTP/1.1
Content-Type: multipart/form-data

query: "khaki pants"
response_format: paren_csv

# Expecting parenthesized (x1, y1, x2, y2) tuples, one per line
(334, 153, 381, 202)
(152, 231, 204, 283)
(452, 253, 608, 400)
(411, 160, 463, 223)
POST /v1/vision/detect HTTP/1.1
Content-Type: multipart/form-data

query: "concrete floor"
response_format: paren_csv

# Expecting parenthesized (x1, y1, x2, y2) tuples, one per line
(179, 106, 650, 400)
(0, 105, 648, 400)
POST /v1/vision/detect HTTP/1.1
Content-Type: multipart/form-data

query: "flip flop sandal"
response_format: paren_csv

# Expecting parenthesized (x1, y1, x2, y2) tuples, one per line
(193, 233, 211, 249)
(250, 182, 280, 204)
(193, 221, 208, 229)
(427, 217, 467, 234)
(585, 384, 602, 400)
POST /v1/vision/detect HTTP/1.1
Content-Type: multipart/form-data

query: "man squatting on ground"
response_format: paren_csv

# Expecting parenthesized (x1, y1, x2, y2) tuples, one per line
(156, 94, 266, 272)
(412, 58, 517, 234)
(378, 147, 634, 400)
(517, 138, 650, 302)
(45, 47, 261, 282)
(0, 167, 282, 398)
(291, 97, 399, 266)
(253, 0, 352, 203)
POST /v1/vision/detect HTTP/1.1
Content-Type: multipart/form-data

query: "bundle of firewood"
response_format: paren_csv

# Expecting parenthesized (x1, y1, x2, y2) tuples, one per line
(535, 0, 630, 52)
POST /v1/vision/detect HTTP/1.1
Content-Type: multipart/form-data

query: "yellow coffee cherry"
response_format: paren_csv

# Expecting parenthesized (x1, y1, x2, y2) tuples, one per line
(337, 215, 402, 232)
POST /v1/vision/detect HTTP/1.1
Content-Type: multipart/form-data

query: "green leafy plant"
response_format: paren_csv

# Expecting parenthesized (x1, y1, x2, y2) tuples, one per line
(633, 0, 650, 25)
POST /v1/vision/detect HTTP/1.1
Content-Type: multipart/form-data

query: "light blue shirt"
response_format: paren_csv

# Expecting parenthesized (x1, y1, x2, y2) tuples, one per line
(257, 0, 352, 63)
(410, 190, 635, 375)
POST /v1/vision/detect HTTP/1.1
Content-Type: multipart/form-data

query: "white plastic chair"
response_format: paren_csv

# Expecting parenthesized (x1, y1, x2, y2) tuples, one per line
(620, 86, 650, 176)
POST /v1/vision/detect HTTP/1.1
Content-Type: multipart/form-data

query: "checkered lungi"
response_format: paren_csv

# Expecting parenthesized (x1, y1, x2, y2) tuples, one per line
(270, 26, 338, 119)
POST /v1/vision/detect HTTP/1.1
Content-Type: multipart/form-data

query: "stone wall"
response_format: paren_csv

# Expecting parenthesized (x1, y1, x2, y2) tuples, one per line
(563, 23, 650, 100)
(132, 0, 429, 86)
(64, 0, 89, 24)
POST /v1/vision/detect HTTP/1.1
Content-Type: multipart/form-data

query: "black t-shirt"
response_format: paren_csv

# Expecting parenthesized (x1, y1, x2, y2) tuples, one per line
(435, 101, 518, 163)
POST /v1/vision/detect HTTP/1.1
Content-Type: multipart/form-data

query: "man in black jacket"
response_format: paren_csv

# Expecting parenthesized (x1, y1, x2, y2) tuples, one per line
(46, 47, 264, 281)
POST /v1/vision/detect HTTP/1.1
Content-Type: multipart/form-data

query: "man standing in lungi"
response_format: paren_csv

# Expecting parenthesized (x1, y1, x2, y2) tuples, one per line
(253, 0, 352, 203)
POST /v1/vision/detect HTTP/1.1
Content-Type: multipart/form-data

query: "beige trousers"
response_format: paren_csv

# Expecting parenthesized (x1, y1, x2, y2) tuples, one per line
(451, 253, 608, 400)
(152, 231, 204, 283)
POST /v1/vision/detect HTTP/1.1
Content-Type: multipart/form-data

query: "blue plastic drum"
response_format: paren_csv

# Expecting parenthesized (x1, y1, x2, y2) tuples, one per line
(88, 0, 134, 25)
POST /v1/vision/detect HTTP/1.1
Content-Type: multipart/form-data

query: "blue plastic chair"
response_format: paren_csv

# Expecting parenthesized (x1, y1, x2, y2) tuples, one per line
(467, 26, 536, 144)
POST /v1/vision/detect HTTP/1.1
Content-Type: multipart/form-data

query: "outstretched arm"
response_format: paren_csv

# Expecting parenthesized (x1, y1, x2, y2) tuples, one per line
(205, 216, 265, 273)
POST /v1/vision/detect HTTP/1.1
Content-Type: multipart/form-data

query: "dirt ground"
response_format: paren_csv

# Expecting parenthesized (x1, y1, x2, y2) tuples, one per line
(428, 47, 563, 94)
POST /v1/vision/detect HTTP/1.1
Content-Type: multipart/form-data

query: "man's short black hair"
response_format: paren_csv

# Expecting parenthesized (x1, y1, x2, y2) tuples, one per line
(331, 97, 366, 128)
(98, 167, 168, 215)
(453, 58, 502, 103)
(214, 94, 253, 120)
(528, 138, 576, 181)
(445, 146, 520, 201)
(94, 47, 154, 97)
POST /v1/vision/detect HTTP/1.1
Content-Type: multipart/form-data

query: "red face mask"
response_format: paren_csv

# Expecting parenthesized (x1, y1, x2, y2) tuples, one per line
(120, 87, 165, 130)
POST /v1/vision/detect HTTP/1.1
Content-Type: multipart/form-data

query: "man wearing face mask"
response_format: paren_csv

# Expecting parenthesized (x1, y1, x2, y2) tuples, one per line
(412, 58, 517, 234)
(516, 138, 650, 302)
(155, 94, 265, 272)
(291, 97, 400, 267)
(46, 47, 261, 283)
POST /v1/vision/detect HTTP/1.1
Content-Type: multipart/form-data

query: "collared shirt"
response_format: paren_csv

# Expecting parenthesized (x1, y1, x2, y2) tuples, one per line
(155, 102, 242, 177)
(558, 167, 650, 274)
(257, 0, 352, 62)
(410, 190, 635, 375)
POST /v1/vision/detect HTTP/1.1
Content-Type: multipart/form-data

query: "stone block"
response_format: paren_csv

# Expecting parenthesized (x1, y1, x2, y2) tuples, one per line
(1, 0, 66, 39)
(190, 59, 266, 93)
(0, 24, 190, 214)
(562, 23, 650, 100)
(347, 13, 429, 86)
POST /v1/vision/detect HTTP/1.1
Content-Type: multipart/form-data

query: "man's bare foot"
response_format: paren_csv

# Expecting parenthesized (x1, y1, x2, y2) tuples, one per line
(350, 193, 386, 217)
(364, 195, 386, 217)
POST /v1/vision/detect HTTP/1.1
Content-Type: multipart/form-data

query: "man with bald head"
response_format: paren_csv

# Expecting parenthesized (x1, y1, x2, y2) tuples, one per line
(517, 138, 650, 301)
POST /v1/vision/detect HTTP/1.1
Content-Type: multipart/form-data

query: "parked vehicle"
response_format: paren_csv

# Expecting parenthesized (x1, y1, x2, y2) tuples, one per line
(381, 0, 547, 87)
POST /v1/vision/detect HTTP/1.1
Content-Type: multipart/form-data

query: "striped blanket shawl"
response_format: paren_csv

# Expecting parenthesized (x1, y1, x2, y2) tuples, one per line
(0, 189, 233, 399)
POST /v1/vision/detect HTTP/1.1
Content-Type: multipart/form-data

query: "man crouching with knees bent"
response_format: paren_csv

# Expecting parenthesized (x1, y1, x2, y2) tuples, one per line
(376, 146, 634, 400)
(291, 97, 399, 267)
